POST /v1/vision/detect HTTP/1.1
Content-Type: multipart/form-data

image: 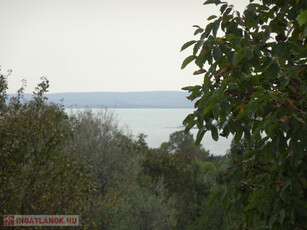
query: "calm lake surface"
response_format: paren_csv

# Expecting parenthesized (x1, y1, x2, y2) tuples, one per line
(67, 108, 232, 156)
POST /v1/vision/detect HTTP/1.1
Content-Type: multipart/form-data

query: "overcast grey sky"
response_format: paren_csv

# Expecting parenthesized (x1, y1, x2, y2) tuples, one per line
(0, 0, 248, 93)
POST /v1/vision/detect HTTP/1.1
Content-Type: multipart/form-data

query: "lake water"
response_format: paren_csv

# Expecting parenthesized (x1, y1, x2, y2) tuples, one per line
(67, 108, 232, 156)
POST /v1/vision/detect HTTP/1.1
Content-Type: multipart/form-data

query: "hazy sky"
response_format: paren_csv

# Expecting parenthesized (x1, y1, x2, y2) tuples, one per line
(0, 0, 248, 93)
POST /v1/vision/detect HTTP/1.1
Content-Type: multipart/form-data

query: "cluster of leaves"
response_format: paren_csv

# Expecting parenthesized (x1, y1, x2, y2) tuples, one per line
(0, 74, 95, 229)
(181, 0, 306, 229)
(68, 110, 177, 229)
(159, 130, 209, 161)
(143, 131, 239, 230)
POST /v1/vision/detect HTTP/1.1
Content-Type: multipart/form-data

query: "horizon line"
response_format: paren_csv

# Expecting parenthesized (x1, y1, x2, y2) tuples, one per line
(9, 90, 188, 95)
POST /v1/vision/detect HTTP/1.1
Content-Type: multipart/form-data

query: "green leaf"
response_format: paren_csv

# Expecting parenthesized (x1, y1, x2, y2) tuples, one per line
(211, 125, 219, 141)
(296, 9, 307, 26)
(266, 90, 275, 98)
(219, 43, 228, 53)
(266, 62, 278, 79)
(181, 55, 196, 69)
(193, 41, 203, 55)
(197, 50, 208, 69)
(203, 0, 222, 5)
(213, 46, 222, 61)
(209, 191, 219, 207)
(282, 178, 291, 191)
(194, 28, 204, 35)
(193, 69, 207, 75)
(181, 86, 194, 92)
(212, 103, 220, 118)
(245, 197, 258, 210)
(196, 129, 205, 146)
(279, 209, 285, 224)
(224, 7, 232, 15)
(262, 56, 273, 69)
(225, 33, 236, 41)
(184, 114, 196, 132)
(280, 190, 290, 203)
(291, 179, 301, 195)
(276, 42, 287, 58)
(213, 19, 220, 37)
(244, 9, 255, 29)
(220, 4, 228, 14)
(207, 15, 217, 20)
(234, 129, 243, 143)
(204, 23, 214, 36)
(181, 40, 197, 52)
(217, 188, 227, 201)
(269, 213, 278, 229)
(193, 25, 202, 29)
(243, 46, 253, 60)
(234, 201, 243, 213)
(228, 51, 236, 65)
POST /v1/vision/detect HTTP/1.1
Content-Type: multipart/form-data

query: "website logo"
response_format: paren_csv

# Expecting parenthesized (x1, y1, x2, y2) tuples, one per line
(4, 215, 15, 226)
(3, 215, 80, 227)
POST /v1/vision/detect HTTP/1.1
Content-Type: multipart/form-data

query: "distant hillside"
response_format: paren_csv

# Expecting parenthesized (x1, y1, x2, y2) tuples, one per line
(10, 91, 194, 108)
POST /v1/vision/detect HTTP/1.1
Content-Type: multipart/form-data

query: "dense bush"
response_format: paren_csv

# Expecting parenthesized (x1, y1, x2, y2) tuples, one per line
(0, 74, 95, 229)
(68, 110, 177, 229)
(143, 130, 239, 230)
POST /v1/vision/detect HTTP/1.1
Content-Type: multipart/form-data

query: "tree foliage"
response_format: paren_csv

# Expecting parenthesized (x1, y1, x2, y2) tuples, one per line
(143, 131, 238, 230)
(182, 0, 307, 229)
(159, 130, 209, 160)
(68, 110, 177, 229)
(0, 73, 177, 229)
(0, 74, 95, 229)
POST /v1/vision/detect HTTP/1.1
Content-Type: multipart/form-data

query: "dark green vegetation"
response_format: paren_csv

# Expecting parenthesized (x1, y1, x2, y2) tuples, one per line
(0, 74, 239, 229)
(10, 91, 193, 108)
(1, 0, 306, 229)
(182, 0, 306, 229)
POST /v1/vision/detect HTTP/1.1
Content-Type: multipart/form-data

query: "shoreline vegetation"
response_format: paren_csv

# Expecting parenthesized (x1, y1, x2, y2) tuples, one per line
(1, 76, 239, 229)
